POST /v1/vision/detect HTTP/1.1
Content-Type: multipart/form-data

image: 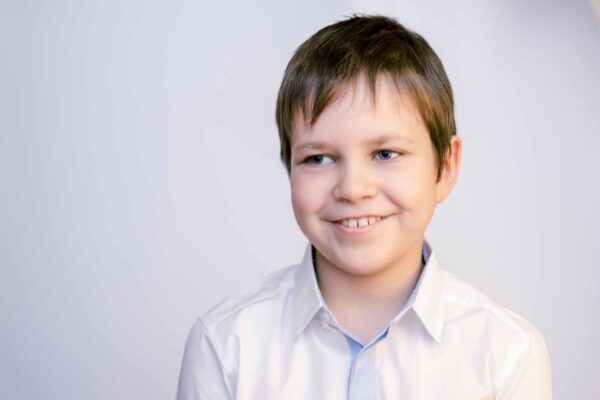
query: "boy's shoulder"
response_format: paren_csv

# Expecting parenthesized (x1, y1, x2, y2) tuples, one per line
(437, 269, 551, 394)
(439, 267, 545, 342)
(199, 261, 302, 335)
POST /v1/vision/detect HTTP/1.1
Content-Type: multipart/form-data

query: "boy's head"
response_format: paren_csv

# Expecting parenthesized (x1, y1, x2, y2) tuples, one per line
(275, 15, 461, 277)
(276, 14, 455, 181)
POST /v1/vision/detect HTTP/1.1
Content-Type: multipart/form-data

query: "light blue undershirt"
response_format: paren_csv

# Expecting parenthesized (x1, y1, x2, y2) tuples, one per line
(343, 328, 390, 397)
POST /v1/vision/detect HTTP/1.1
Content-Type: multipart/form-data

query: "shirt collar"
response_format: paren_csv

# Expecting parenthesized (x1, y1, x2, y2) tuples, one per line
(291, 245, 324, 338)
(291, 240, 446, 343)
(404, 240, 446, 344)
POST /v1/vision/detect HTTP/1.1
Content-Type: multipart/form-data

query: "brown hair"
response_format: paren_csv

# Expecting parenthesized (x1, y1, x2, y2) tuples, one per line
(275, 14, 456, 180)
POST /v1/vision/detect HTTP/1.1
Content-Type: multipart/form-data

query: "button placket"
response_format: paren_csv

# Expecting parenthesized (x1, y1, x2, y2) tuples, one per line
(348, 345, 378, 400)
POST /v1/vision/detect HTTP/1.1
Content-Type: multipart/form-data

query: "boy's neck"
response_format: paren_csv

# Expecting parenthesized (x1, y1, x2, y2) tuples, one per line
(314, 242, 425, 343)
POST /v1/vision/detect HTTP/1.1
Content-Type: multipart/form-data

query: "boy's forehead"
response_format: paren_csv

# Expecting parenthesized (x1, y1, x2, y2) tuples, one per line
(291, 74, 419, 142)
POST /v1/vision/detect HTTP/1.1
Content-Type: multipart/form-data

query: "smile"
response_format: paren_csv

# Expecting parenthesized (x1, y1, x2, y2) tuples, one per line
(335, 216, 384, 229)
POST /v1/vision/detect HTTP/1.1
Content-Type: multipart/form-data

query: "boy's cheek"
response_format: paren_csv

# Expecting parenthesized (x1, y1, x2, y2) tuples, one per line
(290, 183, 312, 212)
(291, 170, 327, 190)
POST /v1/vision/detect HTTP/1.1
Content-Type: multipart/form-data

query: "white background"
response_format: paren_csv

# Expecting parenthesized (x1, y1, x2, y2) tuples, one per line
(1, 0, 599, 398)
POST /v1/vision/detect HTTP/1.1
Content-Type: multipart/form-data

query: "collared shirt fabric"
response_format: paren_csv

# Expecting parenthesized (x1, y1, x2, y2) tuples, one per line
(177, 243, 552, 399)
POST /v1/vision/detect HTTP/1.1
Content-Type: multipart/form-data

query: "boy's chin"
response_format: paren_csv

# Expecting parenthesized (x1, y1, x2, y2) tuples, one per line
(315, 239, 424, 279)
(320, 249, 395, 278)
(337, 263, 389, 278)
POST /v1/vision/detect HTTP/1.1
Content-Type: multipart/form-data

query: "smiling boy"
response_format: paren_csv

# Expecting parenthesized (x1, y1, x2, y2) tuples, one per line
(177, 15, 552, 399)
(289, 72, 459, 345)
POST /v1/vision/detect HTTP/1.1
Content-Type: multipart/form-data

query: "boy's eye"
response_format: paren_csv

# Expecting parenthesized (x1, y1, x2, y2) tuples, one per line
(374, 150, 400, 160)
(305, 154, 335, 165)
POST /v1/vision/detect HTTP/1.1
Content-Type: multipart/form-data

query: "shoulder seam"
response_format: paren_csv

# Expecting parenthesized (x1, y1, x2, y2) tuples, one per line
(493, 331, 547, 393)
(198, 318, 237, 376)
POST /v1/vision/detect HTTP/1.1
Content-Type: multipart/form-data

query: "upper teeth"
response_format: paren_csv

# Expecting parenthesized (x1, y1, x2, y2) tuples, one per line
(339, 216, 382, 228)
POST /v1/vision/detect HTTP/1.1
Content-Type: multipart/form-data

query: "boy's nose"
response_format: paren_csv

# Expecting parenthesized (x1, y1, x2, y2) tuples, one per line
(333, 163, 377, 203)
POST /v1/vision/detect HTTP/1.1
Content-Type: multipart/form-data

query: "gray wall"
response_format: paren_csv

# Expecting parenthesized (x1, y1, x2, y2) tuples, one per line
(1, 0, 598, 398)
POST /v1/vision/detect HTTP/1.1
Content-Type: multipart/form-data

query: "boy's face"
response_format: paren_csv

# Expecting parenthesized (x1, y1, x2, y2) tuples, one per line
(289, 75, 461, 278)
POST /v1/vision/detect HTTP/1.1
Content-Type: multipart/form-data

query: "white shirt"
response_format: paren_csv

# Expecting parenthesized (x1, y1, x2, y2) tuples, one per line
(177, 242, 552, 399)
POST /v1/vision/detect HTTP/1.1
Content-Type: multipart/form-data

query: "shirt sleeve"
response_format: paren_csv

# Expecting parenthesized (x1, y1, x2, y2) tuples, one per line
(176, 319, 233, 400)
(495, 334, 553, 400)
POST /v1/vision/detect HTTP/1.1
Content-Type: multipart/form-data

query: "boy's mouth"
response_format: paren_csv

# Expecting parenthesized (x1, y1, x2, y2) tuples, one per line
(334, 216, 384, 229)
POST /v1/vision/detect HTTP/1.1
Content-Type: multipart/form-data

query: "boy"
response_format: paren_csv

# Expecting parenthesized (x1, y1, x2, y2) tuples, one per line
(177, 15, 552, 399)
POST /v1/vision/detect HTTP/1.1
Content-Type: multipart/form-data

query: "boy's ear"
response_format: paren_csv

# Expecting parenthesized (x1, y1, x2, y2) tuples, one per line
(435, 136, 462, 203)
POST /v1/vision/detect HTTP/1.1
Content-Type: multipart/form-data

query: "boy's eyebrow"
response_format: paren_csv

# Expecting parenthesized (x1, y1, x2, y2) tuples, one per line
(293, 134, 414, 152)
